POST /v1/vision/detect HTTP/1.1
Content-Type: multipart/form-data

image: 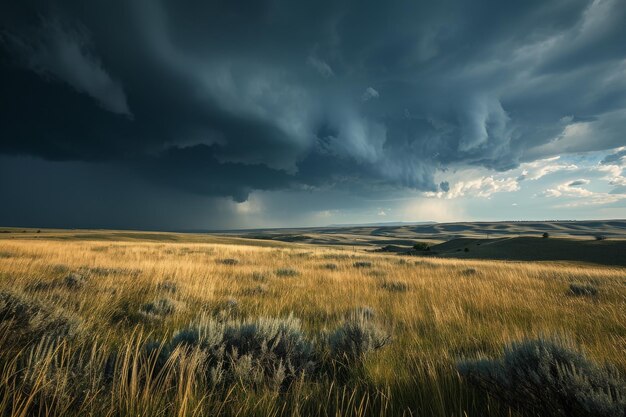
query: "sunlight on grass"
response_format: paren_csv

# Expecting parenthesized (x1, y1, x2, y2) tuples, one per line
(0, 237, 624, 416)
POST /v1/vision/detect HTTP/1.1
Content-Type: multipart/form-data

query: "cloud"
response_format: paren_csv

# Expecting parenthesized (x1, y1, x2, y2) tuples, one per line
(307, 55, 334, 78)
(541, 179, 626, 207)
(601, 147, 626, 165)
(362, 87, 379, 101)
(4, 17, 131, 116)
(568, 179, 590, 187)
(517, 157, 578, 181)
(1, 0, 625, 225)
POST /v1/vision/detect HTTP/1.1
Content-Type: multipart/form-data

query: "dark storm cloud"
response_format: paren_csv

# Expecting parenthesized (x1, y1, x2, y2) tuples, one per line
(1, 0, 626, 203)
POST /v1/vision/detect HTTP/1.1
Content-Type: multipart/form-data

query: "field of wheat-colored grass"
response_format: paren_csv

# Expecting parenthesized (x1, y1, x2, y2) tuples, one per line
(0, 236, 624, 416)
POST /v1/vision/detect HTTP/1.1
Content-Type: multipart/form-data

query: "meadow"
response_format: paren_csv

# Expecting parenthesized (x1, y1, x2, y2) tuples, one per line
(0, 234, 624, 416)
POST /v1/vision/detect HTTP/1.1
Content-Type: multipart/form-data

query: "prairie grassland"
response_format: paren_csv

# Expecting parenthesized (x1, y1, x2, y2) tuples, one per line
(0, 237, 624, 416)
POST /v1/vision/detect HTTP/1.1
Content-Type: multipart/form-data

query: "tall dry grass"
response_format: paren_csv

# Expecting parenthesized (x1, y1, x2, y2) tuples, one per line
(0, 237, 624, 416)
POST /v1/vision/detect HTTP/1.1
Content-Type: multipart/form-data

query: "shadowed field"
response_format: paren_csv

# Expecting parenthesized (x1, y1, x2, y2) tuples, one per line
(228, 220, 626, 266)
(0, 232, 625, 416)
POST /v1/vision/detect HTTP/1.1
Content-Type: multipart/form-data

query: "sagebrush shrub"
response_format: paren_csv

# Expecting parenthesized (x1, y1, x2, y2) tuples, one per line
(157, 280, 178, 293)
(458, 338, 626, 417)
(353, 261, 372, 268)
(64, 273, 86, 289)
(322, 263, 338, 270)
(275, 268, 298, 277)
(219, 258, 239, 265)
(169, 315, 316, 388)
(460, 268, 478, 276)
(140, 298, 177, 317)
(241, 285, 269, 296)
(328, 317, 390, 365)
(569, 283, 599, 297)
(381, 281, 408, 292)
(0, 291, 80, 347)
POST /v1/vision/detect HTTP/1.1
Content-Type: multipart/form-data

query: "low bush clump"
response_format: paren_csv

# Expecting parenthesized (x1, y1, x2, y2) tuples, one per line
(241, 285, 269, 296)
(139, 298, 178, 317)
(353, 261, 372, 268)
(275, 268, 298, 277)
(460, 268, 478, 276)
(64, 273, 87, 289)
(542, 232, 550, 238)
(0, 291, 80, 347)
(328, 317, 391, 366)
(458, 338, 626, 417)
(412, 242, 431, 251)
(157, 280, 178, 293)
(219, 258, 239, 265)
(251, 272, 268, 282)
(569, 283, 599, 297)
(169, 315, 316, 388)
(322, 263, 338, 270)
(381, 281, 408, 292)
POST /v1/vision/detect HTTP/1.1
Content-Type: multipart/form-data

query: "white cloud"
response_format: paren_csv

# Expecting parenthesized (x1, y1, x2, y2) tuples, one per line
(362, 87, 379, 101)
(426, 174, 519, 199)
(541, 180, 626, 207)
(518, 156, 578, 181)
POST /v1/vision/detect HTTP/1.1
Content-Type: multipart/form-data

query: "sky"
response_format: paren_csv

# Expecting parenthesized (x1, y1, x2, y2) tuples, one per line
(1, 0, 626, 230)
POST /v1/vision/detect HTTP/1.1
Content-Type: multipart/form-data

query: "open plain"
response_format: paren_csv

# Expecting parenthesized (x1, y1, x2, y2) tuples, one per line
(0, 228, 624, 416)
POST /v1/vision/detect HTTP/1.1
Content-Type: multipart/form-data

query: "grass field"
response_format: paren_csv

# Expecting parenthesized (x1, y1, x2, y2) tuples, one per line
(0, 233, 625, 416)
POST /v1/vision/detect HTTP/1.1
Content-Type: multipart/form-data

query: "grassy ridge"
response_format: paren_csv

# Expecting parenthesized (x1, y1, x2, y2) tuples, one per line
(0, 237, 624, 416)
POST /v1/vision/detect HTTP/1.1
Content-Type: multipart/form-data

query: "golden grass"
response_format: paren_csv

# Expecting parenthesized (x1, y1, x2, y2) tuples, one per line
(0, 236, 624, 416)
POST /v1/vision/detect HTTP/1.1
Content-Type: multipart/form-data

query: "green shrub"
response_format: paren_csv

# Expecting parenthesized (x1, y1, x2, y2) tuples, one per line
(458, 338, 626, 417)
(412, 242, 431, 251)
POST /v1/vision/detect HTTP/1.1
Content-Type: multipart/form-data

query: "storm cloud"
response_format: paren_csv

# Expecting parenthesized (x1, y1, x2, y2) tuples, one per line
(1, 0, 625, 228)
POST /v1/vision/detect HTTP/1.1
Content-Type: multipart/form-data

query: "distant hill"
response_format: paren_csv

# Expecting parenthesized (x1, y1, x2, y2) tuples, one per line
(229, 219, 626, 266)
(327, 221, 437, 227)
(425, 236, 626, 267)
